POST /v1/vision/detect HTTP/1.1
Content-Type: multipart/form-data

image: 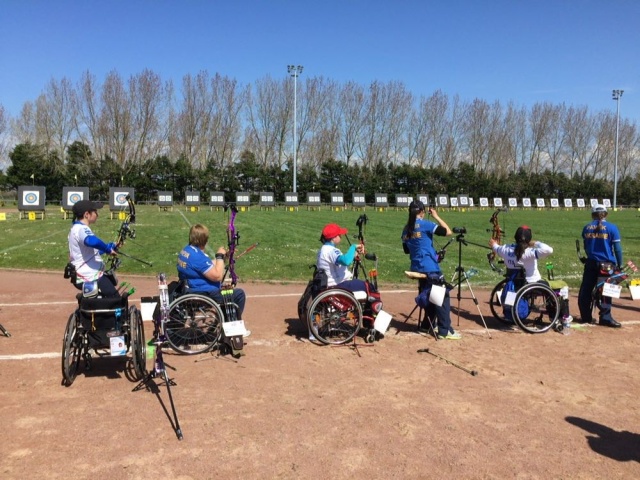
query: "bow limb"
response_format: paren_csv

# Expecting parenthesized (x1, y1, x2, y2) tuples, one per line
(224, 203, 239, 286)
(487, 209, 505, 273)
(108, 195, 152, 270)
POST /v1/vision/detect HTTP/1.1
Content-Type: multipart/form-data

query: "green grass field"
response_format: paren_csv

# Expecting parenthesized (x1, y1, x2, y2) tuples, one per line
(1, 205, 638, 288)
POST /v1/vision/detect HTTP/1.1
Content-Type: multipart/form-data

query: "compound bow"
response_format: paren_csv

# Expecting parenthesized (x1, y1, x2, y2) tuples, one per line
(107, 195, 152, 274)
(353, 214, 379, 288)
(224, 203, 240, 286)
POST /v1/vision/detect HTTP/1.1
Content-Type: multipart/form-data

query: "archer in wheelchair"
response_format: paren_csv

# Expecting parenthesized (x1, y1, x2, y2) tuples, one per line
(169, 222, 249, 356)
(62, 199, 145, 386)
(298, 221, 389, 345)
(402, 201, 462, 340)
(67, 199, 120, 297)
(488, 225, 572, 334)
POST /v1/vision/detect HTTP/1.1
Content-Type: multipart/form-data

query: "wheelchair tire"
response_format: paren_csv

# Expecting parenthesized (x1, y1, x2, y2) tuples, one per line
(166, 294, 223, 354)
(489, 278, 510, 324)
(307, 289, 362, 345)
(130, 306, 146, 380)
(62, 312, 83, 386)
(513, 283, 560, 334)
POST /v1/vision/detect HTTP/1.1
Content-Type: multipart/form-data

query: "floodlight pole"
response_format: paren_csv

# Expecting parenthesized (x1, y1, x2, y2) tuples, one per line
(612, 89, 623, 211)
(287, 65, 303, 193)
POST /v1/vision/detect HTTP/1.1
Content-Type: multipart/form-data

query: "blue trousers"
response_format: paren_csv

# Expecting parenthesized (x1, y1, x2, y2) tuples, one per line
(578, 261, 614, 323)
(419, 278, 453, 336)
(205, 288, 247, 319)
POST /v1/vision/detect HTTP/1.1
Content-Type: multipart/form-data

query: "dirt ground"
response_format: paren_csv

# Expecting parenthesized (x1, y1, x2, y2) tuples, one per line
(1, 270, 640, 479)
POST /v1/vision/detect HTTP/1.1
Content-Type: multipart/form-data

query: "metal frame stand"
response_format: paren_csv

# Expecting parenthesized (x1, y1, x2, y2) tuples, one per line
(450, 234, 492, 338)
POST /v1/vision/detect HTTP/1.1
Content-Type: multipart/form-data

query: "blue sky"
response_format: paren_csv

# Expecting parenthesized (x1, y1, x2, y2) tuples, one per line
(1, 0, 638, 123)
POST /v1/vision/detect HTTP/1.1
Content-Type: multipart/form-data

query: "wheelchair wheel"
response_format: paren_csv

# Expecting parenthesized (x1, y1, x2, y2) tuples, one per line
(513, 283, 560, 334)
(307, 289, 362, 345)
(61, 312, 83, 386)
(489, 278, 510, 324)
(166, 294, 223, 354)
(129, 306, 146, 380)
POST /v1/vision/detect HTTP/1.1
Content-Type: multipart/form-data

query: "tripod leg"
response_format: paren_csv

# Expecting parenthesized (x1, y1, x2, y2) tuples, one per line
(463, 277, 492, 339)
(162, 369, 184, 440)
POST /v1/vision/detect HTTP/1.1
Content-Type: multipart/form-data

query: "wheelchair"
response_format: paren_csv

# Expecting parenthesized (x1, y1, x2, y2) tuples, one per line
(162, 280, 244, 356)
(489, 269, 561, 334)
(589, 261, 637, 316)
(298, 267, 385, 345)
(62, 294, 146, 386)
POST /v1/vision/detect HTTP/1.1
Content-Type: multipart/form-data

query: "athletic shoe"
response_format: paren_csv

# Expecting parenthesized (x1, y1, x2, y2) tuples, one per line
(599, 319, 621, 328)
(438, 332, 462, 340)
(562, 315, 573, 324)
(243, 329, 252, 338)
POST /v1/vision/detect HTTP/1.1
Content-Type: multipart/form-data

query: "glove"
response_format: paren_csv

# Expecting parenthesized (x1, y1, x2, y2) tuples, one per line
(106, 242, 118, 254)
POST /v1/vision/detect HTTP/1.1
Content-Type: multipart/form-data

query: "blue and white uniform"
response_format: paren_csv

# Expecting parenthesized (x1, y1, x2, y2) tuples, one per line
(491, 241, 553, 283)
(177, 244, 246, 317)
(402, 217, 441, 274)
(68, 221, 110, 283)
(316, 243, 357, 287)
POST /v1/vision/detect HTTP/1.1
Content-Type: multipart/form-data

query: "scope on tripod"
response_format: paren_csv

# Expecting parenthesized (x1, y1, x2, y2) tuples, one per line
(453, 227, 467, 234)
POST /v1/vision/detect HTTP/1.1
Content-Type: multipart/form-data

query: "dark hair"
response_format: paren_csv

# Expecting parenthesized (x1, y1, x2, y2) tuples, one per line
(404, 203, 424, 240)
(514, 226, 532, 261)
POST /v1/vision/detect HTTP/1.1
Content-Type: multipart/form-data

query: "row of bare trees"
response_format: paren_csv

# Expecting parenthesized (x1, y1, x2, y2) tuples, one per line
(1, 69, 638, 180)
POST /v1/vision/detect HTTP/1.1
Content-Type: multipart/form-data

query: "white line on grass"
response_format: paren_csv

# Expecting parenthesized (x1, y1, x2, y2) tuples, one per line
(0, 228, 68, 254)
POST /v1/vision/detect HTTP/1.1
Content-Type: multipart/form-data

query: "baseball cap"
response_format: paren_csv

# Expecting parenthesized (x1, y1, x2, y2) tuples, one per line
(591, 204, 607, 213)
(321, 223, 348, 240)
(409, 200, 425, 212)
(72, 199, 104, 218)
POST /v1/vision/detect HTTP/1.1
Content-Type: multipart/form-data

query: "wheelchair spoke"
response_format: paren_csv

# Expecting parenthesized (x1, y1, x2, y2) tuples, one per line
(165, 294, 223, 354)
(513, 283, 560, 334)
(62, 313, 83, 386)
(308, 290, 362, 345)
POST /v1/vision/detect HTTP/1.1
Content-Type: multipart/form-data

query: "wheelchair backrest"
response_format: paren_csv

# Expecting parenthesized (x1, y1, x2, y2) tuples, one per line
(78, 296, 128, 332)
(168, 279, 187, 302)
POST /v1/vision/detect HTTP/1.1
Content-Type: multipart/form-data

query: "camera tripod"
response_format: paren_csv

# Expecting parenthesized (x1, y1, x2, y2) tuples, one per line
(450, 233, 491, 338)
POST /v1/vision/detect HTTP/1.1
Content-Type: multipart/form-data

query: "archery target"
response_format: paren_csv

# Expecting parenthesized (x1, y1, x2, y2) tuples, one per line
(114, 193, 128, 206)
(23, 191, 39, 204)
(67, 192, 83, 204)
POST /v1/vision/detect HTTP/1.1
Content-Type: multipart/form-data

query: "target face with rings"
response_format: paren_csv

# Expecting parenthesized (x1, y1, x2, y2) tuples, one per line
(69, 193, 82, 204)
(24, 192, 38, 204)
(115, 193, 128, 205)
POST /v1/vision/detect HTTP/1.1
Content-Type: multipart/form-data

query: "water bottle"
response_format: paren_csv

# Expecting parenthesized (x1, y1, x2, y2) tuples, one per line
(146, 340, 156, 360)
(466, 268, 478, 279)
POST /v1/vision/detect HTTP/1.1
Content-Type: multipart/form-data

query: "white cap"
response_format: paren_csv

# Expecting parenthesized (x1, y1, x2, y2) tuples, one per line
(592, 204, 607, 213)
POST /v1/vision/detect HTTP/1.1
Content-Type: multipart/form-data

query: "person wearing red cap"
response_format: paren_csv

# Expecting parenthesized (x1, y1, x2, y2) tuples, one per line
(317, 223, 366, 292)
(68, 199, 120, 297)
(490, 225, 571, 322)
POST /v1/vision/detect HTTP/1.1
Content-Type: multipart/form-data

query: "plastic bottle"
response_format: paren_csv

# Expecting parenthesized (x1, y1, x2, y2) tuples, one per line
(466, 268, 478, 279)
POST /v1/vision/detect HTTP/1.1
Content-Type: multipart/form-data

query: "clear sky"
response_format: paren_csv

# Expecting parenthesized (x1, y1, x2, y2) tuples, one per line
(1, 0, 638, 123)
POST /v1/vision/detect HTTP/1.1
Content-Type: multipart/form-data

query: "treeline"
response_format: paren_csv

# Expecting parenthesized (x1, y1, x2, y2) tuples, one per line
(3, 141, 640, 206)
(0, 69, 638, 185)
